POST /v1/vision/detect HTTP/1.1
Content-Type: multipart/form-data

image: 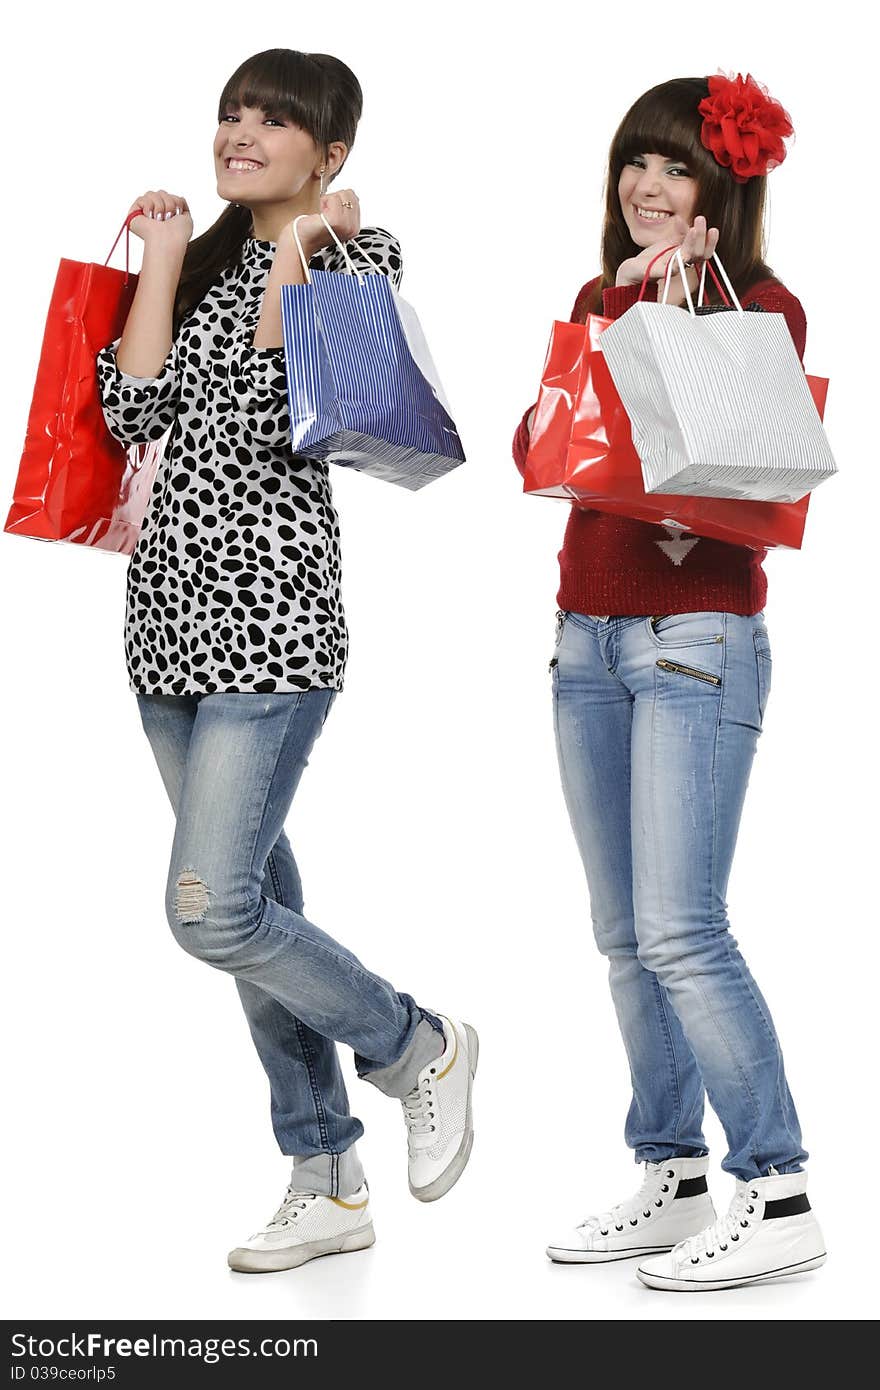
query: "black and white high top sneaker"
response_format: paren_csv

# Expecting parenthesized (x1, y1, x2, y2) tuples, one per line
(546, 1156, 715, 1264)
(637, 1168, 826, 1290)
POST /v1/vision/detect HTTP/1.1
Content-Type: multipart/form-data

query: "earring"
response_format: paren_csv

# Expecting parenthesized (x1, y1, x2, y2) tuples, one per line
(319, 165, 326, 196)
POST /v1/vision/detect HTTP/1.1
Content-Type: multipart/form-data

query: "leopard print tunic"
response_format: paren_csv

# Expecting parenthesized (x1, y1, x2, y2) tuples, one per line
(96, 227, 403, 696)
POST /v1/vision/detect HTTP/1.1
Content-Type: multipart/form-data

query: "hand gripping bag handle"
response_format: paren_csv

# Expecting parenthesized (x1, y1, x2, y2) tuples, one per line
(636, 243, 741, 312)
(102, 208, 146, 287)
(289, 213, 386, 283)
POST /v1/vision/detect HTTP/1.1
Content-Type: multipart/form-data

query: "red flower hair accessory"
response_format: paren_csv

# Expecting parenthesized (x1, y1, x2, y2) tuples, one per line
(698, 72, 794, 182)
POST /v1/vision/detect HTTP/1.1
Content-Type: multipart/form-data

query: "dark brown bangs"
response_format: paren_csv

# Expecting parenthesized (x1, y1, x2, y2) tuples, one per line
(615, 134, 697, 169)
(611, 78, 716, 182)
(218, 50, 332, 143)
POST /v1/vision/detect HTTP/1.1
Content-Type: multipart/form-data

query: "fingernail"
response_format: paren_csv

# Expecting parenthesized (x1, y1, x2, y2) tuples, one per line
(147, 210, 153, 219)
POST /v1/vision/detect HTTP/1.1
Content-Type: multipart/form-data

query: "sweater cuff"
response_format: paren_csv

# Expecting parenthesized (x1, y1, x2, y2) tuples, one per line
(602, 280, 658, 320)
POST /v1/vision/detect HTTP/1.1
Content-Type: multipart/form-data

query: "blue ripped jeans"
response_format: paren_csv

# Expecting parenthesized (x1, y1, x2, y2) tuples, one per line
(136, 688, 444, 1197)
(551, 610, 807, 1182)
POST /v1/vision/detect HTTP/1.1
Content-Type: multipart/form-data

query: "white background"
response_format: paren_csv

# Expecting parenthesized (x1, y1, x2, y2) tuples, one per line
(1, 0, 874, 1323)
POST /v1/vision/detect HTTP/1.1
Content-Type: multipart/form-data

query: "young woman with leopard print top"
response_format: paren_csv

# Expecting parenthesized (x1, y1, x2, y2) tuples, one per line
(96, 47, 478, 1274)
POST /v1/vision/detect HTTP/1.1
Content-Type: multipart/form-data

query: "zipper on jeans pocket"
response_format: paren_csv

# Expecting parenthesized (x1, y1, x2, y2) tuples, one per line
(655, 658, 721, 687)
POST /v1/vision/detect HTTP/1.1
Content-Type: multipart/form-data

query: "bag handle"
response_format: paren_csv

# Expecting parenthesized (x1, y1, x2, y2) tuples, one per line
(290, 213, 385, 284)
(637, 243, 682, 300)
(103, 209, 144, 287)
(698, 259, 731, 308)
(659, 248, 745, 317)
(637, 243, 707, 310)
(696, 253, 743, 313)
(660, 247, 696, 313)
(637, 243, 743, 314)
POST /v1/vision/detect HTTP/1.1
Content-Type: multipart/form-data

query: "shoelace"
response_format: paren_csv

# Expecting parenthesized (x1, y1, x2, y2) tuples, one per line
(251, 1187, 318, 1237)
(677, 1186, 756, 1262)
(577, 1161, 666, 1233)
(401, 1074, 436, 1138)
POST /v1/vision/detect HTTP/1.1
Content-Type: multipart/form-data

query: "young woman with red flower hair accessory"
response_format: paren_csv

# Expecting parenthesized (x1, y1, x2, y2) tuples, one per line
(513, 74, 827, 1291)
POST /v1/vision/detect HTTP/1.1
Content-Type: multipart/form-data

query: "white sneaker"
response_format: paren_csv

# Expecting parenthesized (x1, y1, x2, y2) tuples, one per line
(227, 1182, 375, 1273)
(402, 1015, 479, 1202)
(637, 1168, 826, 1291)
(546, 1157, 715, 1263)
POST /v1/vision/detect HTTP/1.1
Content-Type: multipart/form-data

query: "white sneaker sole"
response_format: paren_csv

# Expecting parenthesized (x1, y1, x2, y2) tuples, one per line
(409, 1022, 479, 1204)
(227, 1222, 375, 1274)
(547, 1243, 675, 1264)
(637, 1251, 827, 1291)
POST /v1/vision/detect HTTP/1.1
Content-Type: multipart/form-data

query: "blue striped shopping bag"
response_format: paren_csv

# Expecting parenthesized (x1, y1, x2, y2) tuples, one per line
(280, 228, 465, 490)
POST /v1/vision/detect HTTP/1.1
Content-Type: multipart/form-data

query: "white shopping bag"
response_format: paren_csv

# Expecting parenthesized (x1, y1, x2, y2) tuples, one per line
(599, 249, 837, 503)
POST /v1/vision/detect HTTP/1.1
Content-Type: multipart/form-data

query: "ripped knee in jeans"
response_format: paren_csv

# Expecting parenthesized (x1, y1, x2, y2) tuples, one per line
(174, 868, 211, 924)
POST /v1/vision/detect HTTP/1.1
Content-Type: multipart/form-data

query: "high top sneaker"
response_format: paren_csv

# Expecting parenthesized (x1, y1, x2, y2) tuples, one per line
(402, 1015, 479, 1202)
(227, 1183, 375, 1273)
(637, 1168, 826, 1290)
(546, 1157, 715, 1263)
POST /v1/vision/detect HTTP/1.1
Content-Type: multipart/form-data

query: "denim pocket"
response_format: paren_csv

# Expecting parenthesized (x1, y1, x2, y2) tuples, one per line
(646, 612, 726, 650)
(753, 628, 772, 721)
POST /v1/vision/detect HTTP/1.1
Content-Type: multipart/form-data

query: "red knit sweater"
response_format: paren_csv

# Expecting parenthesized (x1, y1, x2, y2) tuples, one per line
(512, 276, 808, 616)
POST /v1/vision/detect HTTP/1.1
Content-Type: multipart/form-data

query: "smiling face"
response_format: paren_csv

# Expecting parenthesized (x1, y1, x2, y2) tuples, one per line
(618, 152, 699, 247)
(213, 102, 326, 210)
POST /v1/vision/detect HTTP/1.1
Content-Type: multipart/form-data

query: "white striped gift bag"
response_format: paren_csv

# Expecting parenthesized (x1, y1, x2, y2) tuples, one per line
(280, 216, 465, 490)
(599, 250, 837, 503)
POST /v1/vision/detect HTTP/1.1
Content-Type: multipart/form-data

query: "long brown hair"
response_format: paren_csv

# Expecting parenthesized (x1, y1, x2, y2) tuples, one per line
(582, 76, 778, 316)
(173, 48, 363, 333)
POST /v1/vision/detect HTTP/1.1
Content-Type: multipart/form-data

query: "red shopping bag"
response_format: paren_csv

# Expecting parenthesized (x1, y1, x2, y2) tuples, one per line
(524, 313, 827, 550)
(522, 320, 589, 498)
(4, 212, 163, 555)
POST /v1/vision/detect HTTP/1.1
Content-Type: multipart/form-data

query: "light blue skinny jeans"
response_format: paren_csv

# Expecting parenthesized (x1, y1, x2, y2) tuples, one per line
(136, 688, 444, 1197)
(551, 609, 807, 1182)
